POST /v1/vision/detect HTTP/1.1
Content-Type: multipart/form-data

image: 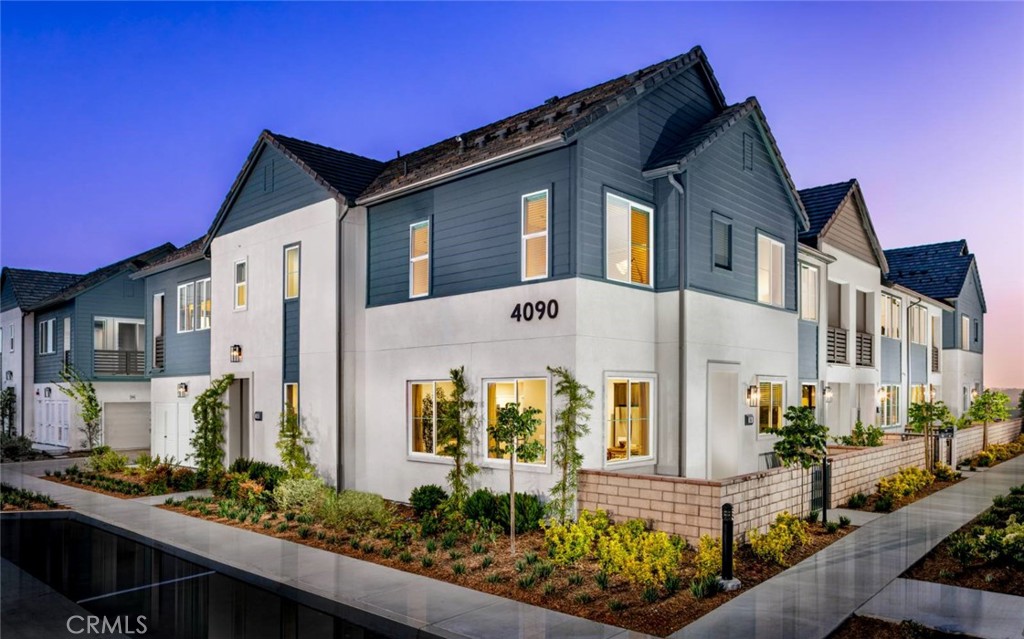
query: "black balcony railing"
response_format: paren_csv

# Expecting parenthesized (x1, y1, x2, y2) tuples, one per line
(826, 326, 848, 364)
(931, 345, 940, 373)
(94, 350, 145, 376)
(855, 331, 873, 367)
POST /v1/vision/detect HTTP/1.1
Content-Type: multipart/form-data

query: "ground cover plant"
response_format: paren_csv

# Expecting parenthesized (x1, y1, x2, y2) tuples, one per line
(0, 482, 63, 510)
(904, 483, 1024, 596)
(844, 464, 960, 513)
(44, 448, 199, 497)
(964, 434, 1024, 469)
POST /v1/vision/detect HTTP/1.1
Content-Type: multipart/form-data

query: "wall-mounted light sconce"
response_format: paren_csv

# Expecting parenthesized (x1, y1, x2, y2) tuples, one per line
(44, 387, 52, 398)
(877, 387, 887, 403)
(230, 344, 242, 363)
(4, 370, 12, 382)
(823, 385, 833, 404)
(970, 388, 979, 400)
(177, 382, 189, 398)
(745, 385, 760, 408)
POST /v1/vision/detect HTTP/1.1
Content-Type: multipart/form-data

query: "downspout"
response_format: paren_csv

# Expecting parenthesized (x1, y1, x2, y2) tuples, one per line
(336, 198, 350, 492)
(19, 310, 26, 437)
(667, 172, 686, 477)
(906, 295, 923, 422)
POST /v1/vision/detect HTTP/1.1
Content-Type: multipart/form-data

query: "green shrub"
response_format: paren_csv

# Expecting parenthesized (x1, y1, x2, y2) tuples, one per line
(448, 550, 463, 561)
(847, 493, 867, 509)
(595, 570, 609, 590)
(689, 574, 721, 599)
(748, 512, 809, 567)
(933, 462, 961, 482)
(276, 522, 289, 533)
(542, 582, 557, 597)
(805, 509, 820, 524)
(595, 519, 683, 588)
(838, 516, 852, 528)
(471, 541, 486, 554)
(409, 484, 448, 517)
(948, 532, 977, 567)
(825, 521, 840, 534)
(89, 448, 128, 473)
(533, 562, 554, 580)
(485, 572, 503, 584)
(493, 492, 544, 534)
(273, 478, 327, 512)
(463, 488, 498, 522)
(517, 574, 536, 589)
(693, 534, 723, 579)
(574, 592, 593, 604)
(878, 467, 934, 502)
(567, 572, 584, 587)
(297, 525, 311, 539)
(641, 585, 659, 603)
(452, 561, 466, 575)
(663, 573, 682, 595)
(425, 539, 437, 553)
(874, 495, 894, 512)
(316, 490, 395, 532)
(608, 599, 627, 612)
(834, 420, 885, 447)
(229, 458, 288, 492)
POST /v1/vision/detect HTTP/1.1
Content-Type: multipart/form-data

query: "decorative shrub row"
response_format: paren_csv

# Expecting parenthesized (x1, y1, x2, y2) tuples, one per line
(0, 482, 59, 509)
(878, 466, 935, 502)
(747, 512, 809, 566)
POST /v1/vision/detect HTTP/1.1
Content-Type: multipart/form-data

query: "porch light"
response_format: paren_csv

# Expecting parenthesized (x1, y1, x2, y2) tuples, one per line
(745, 385, 760, 408)
(823, 386, 833, 404)
(177, 382, 189, 398)
(877, 387, 887, 403)
(230, 344, 242, 363)
(44, 387, 52, 398)
(4, 370, 12, 381)
(970, 388, 979, 400)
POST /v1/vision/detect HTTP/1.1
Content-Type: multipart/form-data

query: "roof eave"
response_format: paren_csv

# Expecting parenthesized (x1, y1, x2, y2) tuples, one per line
(130, 252, 207, 280)
(887, 282, 955, 311)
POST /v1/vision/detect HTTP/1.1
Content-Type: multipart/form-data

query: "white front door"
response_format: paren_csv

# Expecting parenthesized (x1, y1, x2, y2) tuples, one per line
(707, 362, 741, 479)
(35, 398, 70, 446)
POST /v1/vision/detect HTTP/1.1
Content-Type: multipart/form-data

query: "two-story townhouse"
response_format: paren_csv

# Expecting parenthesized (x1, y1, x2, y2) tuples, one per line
(203, 131, 383, 485)
(0, 268, 82, 437)
(131, 238, 211, 461)
(885, 240, 986, 416)
(24, 243, 175, 450)
(353, 45, 809, 502)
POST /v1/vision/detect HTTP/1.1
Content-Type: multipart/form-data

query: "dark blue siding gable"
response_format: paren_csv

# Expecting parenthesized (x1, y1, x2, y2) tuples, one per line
(143, 260, 211, 377)
(367, 147, 572, 307)
(283, 300, 299, 383)
(74, 272, 147, 381)
(34, 304, 73, 384)
(217, 145, 332, 237)
(957, 262, 984, 354)
(686, 114, 799, 310)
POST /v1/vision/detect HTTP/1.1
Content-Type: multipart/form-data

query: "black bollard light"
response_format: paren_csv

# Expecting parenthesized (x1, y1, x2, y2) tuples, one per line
(719, 503, 741, 591)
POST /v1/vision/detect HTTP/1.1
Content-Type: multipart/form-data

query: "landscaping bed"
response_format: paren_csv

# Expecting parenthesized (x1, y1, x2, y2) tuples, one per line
(43, 448, 199, 498)
(959, 434, 1024, 471)
(162, 487, 854, 637)
(841, 464, 963, 514)
(0, 482, 65, 511)
(903, 483, 1024, 597)
(828, 615, 978, 639)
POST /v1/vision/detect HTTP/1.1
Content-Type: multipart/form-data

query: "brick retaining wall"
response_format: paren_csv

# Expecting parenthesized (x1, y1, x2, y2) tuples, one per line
(578, 418, 1022, 544)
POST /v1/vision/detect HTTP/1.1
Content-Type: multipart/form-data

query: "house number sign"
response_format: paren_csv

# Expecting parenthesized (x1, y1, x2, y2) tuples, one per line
(510, 299, 559, 322)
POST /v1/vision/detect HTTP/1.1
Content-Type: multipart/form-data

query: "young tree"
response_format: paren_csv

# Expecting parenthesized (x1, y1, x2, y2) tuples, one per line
(436, 366, 479, 512)
(277, 407, 315, 479)
(908, 400, 953, 471)
(190, 374, 234, 481)
(57, 365, 102, 449)
(488, 402, 544, 555)
(0, 387, 17, 436)
(969, 390, 1011, 450)
(773, 406, 829, 516)
(547, 366, 594, 523)
(1018, 391, 1024, 424)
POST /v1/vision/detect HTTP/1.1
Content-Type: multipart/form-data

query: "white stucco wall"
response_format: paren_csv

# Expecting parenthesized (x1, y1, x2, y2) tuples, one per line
(150, 374, 210, 463)
(210, 198, 340, 483)
(942, 349, 984, 416)
(33, 380, 150, 450)
(0, 308, 26, 435)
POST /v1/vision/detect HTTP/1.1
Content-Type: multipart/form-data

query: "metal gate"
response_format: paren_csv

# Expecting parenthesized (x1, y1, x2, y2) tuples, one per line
(810, 464, 823, 512)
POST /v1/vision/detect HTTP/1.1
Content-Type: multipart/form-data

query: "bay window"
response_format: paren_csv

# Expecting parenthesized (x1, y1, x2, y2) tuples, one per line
(606, 193, 652, 286)
(606, 377, 653, 463)
(486, 378, 547, 464)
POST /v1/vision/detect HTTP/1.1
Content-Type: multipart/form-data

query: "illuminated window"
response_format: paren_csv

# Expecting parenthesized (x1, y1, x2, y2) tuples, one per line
(881, 293, 901, 338)
(606, 378, 653, 463)
(879, 385, 901, 427)
(486, 378, 547, 464)
(757, 233, 784, 307)
(606, 193, 652, 286)
(234, 260, 247, 310)
(960, 314, 969, 350)
(522, 191, 549, 280)
(196, 278, 211, 330)
(910, 385, 926, 405)
(409, 380, 456, 456)
(758, 379, 785, 434)
(800, 263, 818, 321)
(801, 383, 817, 411)
(177, 283, 195, 333)
(284, 245, 300, 300)
(410, 221, 430, 298)
(284, 383, 298, 415)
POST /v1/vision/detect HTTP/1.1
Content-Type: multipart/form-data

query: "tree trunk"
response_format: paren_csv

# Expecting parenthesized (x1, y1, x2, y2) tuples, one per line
(510, 438, 517, 556)
(983, 421, 989, 451)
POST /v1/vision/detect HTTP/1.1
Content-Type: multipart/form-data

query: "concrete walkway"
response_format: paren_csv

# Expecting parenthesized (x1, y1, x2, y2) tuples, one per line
(673, 454, 1024, 639)
(1, 459, 641, 639)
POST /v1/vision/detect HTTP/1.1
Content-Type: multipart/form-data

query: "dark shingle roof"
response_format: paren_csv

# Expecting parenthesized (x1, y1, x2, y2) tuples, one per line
(133, 236, 207, 278)
(1, 268, 82, 309)
(797, 180, 856, 241)
(28, 242, 176, 311)
(269, 132, 384, 202)
(358, 46, 725, 202)
(884, 240, 979, 304)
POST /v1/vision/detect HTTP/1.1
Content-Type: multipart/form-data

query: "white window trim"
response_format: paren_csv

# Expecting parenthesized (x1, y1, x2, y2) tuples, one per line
(481, 376, 551, 472)
(799, 262, 818, 322)
(603, 373, 657, 468)
(196, 278, 212, 331)
(38, 319, 55, 355)
(409, 221, 430, 299)
(284, 245, 300, 301)
(521, 190, 549, 281)
(234, 259, 248, 311)
(605, 193, 654, 288)
(756, 232, 785, 308)
(283, 382, 298, 413)
(407, 379, 455, 464)
(177, 282, 195, 333)
(879, 384, 902, 428)
(756, 376, 786, 439)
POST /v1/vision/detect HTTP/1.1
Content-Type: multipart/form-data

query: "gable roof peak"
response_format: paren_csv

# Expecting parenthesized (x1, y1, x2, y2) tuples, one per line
(883, 239, 984, 310)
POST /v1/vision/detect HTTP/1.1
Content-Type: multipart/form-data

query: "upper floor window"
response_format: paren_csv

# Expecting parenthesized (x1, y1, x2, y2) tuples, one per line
(284, 245, 300, 300)
(757, 233, 784, 307)
(177, 282, 195, 333)
(284, 383, 299, 415)
(880, 293, 901, 339)
(713, 214, 732, 270)
(486, 378, 547, 465)
(8, 323, 14, 352)
(960, 314, 969, 350)
(973, 319, 979, 344)
(606, 377, 653, 463)
(197, 278, 211, 330)
(909, 306, 927, 344)
(799, 263, 818, 321)
(522, 191, 549, 281)
(38, 319, 55, 355)
(606, 193, 652, 286)
(410, 221, 430, 298)
(409, 379, 456, 456)
(234, 260, 248, 310)
(758, 378, 785, 434)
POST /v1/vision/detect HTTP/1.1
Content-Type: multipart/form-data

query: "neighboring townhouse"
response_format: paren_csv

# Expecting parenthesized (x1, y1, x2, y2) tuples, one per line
(24, 244, 175, 450)
(132, 238, 211, 461)
(353, 44, 810, 502)
(0, 267, 82, 437)
(203, 131, 383, 485)
(885, 240, 986, 416)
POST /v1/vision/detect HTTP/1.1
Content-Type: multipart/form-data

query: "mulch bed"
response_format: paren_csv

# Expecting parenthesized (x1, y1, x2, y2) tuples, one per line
(828, 615, 979, 639)
(161, 498, 854, 636)
(1, 501, 67, 512)
(842, 476, 964, 513)
(43, 471, 148, 499)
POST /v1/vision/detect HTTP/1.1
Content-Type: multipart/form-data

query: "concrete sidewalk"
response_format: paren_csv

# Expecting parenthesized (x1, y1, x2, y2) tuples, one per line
(672, 454, 1024, 639)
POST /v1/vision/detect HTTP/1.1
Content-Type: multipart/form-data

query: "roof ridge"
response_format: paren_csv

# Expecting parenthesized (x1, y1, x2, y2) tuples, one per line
(797, 179, 856, 194)
(267, 130, 384, 165)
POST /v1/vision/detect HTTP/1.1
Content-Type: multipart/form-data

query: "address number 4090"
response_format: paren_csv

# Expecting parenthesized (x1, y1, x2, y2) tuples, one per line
(510, 300, 559, 322)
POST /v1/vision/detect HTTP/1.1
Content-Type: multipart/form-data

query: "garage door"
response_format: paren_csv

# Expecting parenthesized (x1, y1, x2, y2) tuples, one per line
(104, 402, 151, 450)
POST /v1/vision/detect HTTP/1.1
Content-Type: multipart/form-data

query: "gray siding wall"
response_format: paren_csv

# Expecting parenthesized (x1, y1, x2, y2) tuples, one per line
(74, 272, 147, 381)
(798, 321, 818, 380)
(33, 303, 73, 384)
(367, 147, 572, 307)
(143, 260, 211, 377)
(942, 309, 955, 349)
(576, 65, 716, 286)
(0, 279, 17, 312)
(217, 145, 332, 238)
(909, 343, 927, 384)
(957, 262, 984, 354)
(880, 336, 901, 384)
(283, 299, 299, 383)
(686, 115, 799, 310)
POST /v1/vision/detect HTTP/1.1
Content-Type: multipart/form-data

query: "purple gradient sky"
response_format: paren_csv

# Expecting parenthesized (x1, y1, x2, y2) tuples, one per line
(2, 2, 1022, 386)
